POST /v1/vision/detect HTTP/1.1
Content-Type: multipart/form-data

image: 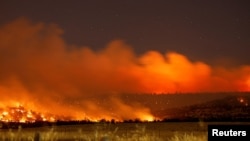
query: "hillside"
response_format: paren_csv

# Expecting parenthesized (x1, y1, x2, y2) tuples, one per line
(156, 94, 250, 121)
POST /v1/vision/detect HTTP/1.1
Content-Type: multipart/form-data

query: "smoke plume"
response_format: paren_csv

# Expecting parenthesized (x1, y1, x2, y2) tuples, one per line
(0, 18, 249, 121)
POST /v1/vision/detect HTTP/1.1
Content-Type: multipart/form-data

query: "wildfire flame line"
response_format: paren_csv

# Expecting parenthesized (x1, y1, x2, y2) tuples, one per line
(0, 104, 155, 123)
(0, 105, 71, 123)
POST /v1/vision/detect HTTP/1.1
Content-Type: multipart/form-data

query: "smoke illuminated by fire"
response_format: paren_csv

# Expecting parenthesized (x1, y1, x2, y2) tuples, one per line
(0, 18, 249, 122)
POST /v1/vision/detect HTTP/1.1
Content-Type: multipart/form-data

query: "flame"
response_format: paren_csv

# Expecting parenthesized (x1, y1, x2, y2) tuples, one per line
(139, 114, 155, 122)
(0, 18, 249, 122)
(0, 105, 63, 123)
(0, 104, 155, 122)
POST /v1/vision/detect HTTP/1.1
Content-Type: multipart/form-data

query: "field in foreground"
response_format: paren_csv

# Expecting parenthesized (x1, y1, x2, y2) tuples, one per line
(0, 122, 248, 141)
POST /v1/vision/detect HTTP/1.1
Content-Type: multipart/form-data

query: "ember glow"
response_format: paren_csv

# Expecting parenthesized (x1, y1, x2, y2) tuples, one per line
(0, 105, 58, 123)
(0, 18, 249, 122)
(237, 97, 249, 106)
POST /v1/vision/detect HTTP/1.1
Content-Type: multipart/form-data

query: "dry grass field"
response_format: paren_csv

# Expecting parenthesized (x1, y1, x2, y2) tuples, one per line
(2, 121, 250, 141)
(0, 122, 210, 141)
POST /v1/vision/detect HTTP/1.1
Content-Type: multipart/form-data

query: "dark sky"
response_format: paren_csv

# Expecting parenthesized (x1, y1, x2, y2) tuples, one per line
(1, 0, 250, 65)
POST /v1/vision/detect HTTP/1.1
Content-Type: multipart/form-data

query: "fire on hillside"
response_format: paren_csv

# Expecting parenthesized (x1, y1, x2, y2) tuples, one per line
(0, 105, 73, 123)
(0, 104, 155, 123)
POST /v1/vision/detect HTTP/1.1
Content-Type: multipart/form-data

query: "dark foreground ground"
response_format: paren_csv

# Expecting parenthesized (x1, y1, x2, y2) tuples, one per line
(1, 121, 250, 141)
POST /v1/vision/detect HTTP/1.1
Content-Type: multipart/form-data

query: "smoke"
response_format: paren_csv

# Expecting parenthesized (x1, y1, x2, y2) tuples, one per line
(0, 18, 249, 121)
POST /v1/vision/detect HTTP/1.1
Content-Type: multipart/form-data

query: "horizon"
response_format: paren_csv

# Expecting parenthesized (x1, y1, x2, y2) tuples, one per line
(1, 92, 249, 123)
(1, 1, 250, 122)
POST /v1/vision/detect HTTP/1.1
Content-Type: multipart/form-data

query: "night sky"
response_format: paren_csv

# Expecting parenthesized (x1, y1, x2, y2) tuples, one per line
(0, 0, 250, 121)
(1, 0, 250, 65)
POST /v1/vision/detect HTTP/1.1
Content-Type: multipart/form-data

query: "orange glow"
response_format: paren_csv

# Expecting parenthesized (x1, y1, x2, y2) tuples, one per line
(139, 114, 155, 122)
(0, 104, 155, 122)
(245, 77, 250, 91)
(0, 105, 60, 123)
(0, 18, 250, 122)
